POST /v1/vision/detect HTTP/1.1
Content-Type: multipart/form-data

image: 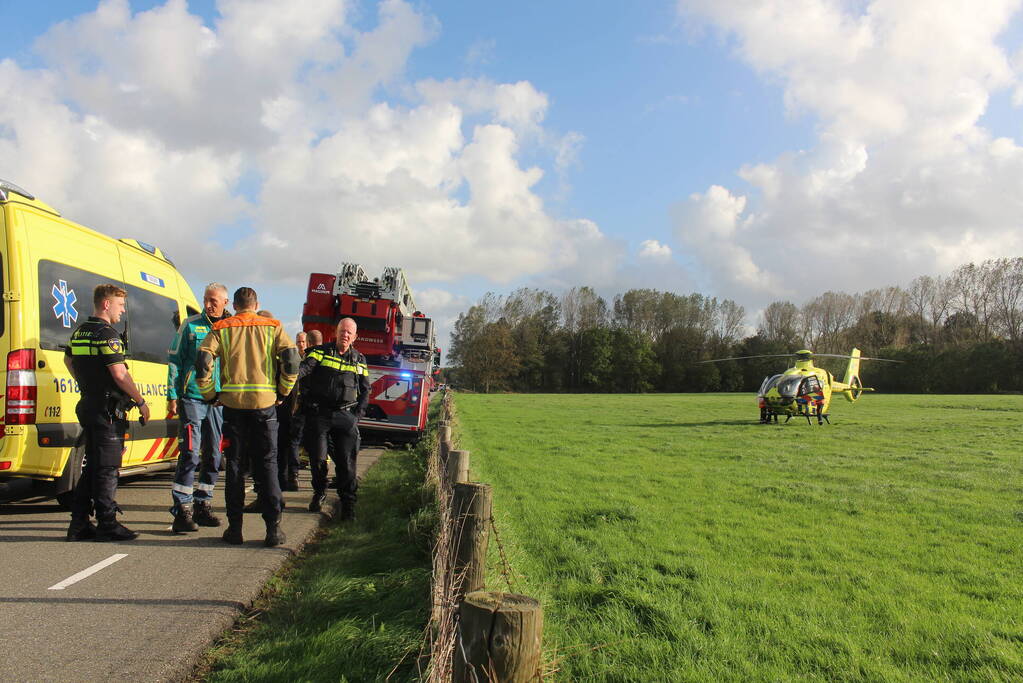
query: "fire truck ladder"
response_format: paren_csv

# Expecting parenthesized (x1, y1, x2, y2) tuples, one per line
(334, 263, 369, 295)
(380, 266, 417, 316)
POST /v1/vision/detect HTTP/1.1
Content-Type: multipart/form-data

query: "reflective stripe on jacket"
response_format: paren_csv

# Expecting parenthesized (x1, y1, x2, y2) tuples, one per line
(195, 311, 300, 410)
(298, 343, 371, 415)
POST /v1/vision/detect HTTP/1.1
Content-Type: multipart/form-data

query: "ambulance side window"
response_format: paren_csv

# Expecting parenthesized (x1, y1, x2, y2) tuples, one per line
(38, 260, 125, 350)
(124, 285, 178, 364)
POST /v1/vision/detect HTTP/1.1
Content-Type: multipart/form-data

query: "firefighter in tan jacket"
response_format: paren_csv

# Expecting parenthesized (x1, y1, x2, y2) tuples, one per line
(195, 287, 300, 547)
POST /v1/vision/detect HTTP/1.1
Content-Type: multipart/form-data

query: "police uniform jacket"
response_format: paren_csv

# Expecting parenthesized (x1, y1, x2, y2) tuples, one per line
(65, 316, 127, 402)
(298, 343, 371, 416)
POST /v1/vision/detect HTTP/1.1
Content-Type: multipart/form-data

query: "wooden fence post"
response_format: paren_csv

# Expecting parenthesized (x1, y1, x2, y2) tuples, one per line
(447, 449, 469, 486)
(439, 425, 452, 463)
(450, 482, 491, 600)
(454, 591, 543, 683)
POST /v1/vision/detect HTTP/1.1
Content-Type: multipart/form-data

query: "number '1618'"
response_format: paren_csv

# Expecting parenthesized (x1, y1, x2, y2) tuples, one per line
(53, 378, 80, 393)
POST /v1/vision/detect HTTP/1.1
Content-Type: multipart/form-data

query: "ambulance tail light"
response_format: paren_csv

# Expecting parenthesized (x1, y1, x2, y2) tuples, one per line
(6, 349, 38, 425)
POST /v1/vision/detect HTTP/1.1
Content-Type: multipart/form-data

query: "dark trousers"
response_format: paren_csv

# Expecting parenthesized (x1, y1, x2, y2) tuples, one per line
(222, 406, 280, 524)
(304, 410, 360, 505)
(72, 402, 127, 526)
(275, 406, 303, 487)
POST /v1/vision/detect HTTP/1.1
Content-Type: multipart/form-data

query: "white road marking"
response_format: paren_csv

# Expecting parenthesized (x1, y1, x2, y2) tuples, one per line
(48, 554, 128, 591)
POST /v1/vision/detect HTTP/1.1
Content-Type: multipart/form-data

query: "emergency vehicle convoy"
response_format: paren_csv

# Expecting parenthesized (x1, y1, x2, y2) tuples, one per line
(0, 179, 198, 505)
(302, 263, 440, 443)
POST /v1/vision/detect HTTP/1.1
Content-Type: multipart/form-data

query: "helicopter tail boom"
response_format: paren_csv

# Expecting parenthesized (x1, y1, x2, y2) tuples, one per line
(841, 348, 864, 402)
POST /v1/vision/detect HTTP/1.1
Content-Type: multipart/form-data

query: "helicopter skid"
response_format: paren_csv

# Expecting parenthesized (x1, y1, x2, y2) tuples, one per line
(761, 408, 830, 425)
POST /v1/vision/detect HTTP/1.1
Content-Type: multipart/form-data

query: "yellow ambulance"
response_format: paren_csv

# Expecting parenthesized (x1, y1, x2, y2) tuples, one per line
(0, 179, 199, 505)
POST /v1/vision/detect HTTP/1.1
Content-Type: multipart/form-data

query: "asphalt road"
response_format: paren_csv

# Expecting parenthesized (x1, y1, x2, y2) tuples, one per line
(0, 447, 385, 682)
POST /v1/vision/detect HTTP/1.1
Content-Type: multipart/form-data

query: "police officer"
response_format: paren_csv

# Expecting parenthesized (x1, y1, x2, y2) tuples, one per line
(166, 283, 231, 532)
(195, 288, 299, 547)
(299, 317, 370, 521)
(275, 331, 308, 492)
(64, 284, 152, 542)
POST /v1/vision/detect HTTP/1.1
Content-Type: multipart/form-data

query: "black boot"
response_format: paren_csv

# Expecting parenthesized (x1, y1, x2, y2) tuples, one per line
(95, 521, 138, 542)
(172, 504, 199, 533)
(308, 491, 326, 512)
(264, 519, 286, 547)
(243, 498, 262, 513)
(283, 476, 299, 492)
(339, 502, 356, 522)
(193, 500, 222, 527)
(222, 521, 243, 545)
(66, 516, 97, 542)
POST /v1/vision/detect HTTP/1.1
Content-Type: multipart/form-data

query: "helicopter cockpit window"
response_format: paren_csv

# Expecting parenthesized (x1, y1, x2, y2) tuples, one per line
(758, 374, 783, 396)
(776, 376, 805, 398)
(803, 376, 822, 394)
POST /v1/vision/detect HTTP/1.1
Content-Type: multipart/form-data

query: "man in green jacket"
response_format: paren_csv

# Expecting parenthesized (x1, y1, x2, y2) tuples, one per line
(167, 283, 230, 532)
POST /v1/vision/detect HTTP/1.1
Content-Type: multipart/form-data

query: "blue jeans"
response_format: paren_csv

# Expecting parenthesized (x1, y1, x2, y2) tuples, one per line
(171, 398, 223, 511)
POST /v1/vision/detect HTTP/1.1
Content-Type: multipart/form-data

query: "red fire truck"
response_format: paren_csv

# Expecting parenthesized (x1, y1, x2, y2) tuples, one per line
(301, 264, 440, 442)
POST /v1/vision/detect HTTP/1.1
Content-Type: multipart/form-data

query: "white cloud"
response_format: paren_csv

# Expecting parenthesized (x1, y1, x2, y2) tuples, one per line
(638, 239, 672, 261)
(0, 0, 614, 311)
(676, 0, 1023, 306)
(415, 287, 472, 355)
(414, 77, 549, 133)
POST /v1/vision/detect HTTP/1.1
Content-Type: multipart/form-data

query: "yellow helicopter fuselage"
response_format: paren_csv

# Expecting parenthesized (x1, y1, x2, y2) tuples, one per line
(757, 349, 865, 424)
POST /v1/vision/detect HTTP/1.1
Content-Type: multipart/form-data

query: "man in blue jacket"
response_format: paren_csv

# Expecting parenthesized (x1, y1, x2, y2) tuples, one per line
(166, 283, 230, 532)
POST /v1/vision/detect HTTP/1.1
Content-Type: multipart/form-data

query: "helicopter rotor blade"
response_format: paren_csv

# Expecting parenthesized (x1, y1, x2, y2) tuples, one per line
(810, 353, 903, 363)
(698, 354, 796, 364)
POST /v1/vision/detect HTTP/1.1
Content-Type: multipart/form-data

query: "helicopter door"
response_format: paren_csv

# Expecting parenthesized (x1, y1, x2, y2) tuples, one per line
(802, 376, 822, 395)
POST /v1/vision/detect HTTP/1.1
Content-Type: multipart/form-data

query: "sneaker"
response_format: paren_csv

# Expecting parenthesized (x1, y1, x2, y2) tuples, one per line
(222, 523, 244, 545)
(263, 520, 286, 547)
(193, 501, 222, 527)
(308, 492, 326, 512)
(95, 522, 139, 542)
(243, 498, 262, 513)
(66, 518, 97, 542)
(172, 504, 199, 533)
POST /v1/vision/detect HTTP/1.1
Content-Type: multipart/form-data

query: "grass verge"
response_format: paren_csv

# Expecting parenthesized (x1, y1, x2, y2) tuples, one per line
(457, 393, 1023, 682)
(195, 438, 437, 682)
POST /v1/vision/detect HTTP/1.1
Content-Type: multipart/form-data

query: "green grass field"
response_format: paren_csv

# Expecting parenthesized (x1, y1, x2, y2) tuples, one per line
(455, 393, 1023, 682)
(198, 441, 435, 683)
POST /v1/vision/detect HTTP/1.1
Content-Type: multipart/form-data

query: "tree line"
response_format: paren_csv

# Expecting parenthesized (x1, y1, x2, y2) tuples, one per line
(445, 257, 1023, 394)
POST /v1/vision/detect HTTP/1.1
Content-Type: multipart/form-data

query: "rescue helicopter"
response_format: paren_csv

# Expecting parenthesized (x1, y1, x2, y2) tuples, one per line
(700, 348, 900, 425)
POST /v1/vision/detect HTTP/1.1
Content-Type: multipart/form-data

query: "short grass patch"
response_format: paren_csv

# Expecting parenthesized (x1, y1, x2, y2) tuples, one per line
(456, 393, 1023, 681)
(198, 442, 436, 683)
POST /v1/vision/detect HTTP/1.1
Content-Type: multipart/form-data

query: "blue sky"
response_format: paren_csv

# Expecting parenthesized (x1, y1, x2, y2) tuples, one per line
(3, 0, 1023, 349)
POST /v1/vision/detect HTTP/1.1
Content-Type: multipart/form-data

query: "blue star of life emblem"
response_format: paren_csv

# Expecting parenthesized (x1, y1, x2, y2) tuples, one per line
(51, 279, 78, 328)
